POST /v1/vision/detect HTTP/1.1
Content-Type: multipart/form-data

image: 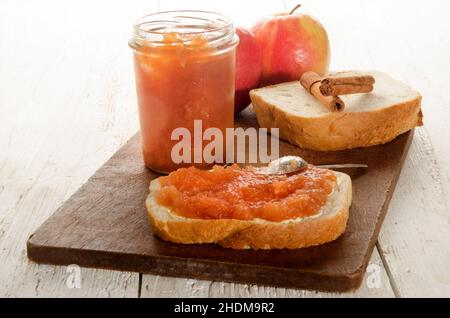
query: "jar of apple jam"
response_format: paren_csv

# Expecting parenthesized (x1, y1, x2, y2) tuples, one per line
(129, 11, 238, 173)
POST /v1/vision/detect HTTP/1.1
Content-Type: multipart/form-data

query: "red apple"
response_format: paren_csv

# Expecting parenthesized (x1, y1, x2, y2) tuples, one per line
(234, 27, 262, 114)
(251, 5, 330, 86)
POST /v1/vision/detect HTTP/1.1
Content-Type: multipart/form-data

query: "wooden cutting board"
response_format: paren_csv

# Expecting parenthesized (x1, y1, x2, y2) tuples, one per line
(27, 108, 413, 292)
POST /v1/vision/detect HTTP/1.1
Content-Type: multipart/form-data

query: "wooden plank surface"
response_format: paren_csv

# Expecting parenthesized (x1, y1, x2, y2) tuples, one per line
(0, 0, 151, 297)
(319, 0, 450, 297)
(26, 109, 413, 292)
(140, 250, 395, 298)
(378, 129, 450, 297)
(1, 0, 449, 297)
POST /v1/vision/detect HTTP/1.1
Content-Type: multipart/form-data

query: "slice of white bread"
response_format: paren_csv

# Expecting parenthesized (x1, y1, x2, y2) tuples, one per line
(145, 171, 352, 250)
(250, 71, 422, 151)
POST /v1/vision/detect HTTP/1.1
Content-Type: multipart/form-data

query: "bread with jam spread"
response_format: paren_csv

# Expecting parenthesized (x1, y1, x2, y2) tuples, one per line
(145, 168, 352, 250)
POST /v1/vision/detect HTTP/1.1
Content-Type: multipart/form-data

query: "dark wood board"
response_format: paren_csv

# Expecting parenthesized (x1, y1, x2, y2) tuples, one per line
(27, 108, 414, 292)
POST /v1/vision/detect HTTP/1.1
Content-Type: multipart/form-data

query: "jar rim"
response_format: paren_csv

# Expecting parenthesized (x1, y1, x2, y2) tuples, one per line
(133, 10, 233, 35)
(130, 10, 238, 50)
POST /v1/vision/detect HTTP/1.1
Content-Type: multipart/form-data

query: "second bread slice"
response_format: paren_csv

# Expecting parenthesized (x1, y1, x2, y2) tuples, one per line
(250, 71, 422, 151)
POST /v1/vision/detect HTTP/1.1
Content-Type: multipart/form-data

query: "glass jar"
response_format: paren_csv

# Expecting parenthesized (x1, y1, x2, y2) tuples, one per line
(129, 10, 238, 173)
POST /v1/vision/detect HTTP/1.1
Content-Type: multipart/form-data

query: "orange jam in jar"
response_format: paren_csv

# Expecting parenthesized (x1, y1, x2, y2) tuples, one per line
(156, 165, 337, 222)
(129, 11, 238, 173)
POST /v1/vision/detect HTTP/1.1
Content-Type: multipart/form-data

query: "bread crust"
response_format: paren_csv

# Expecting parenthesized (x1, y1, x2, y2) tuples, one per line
(145, 172, 352, 250)
(250, 77, 422, 151)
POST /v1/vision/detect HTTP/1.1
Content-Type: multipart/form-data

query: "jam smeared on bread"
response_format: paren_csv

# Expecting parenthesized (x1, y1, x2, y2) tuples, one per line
(156, 164, 336, 222)
(146, 168, 351, 249)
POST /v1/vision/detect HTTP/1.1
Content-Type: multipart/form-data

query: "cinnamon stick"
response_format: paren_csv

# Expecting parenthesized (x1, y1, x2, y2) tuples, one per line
(300, 71, 345, 112)
(320, 74, 375, 96)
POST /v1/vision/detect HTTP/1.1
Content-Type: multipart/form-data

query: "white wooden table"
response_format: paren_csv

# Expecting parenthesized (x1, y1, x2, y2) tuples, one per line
(1, 0, 449, 298)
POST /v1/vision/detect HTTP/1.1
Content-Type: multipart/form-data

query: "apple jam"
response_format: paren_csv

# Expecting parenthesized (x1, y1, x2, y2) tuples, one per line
(156, 165, 337, 222)
(129, 11, 238, 173)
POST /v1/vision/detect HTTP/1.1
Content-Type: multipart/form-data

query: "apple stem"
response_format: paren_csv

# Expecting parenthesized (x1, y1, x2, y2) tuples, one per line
(289, 4, 302, 15)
